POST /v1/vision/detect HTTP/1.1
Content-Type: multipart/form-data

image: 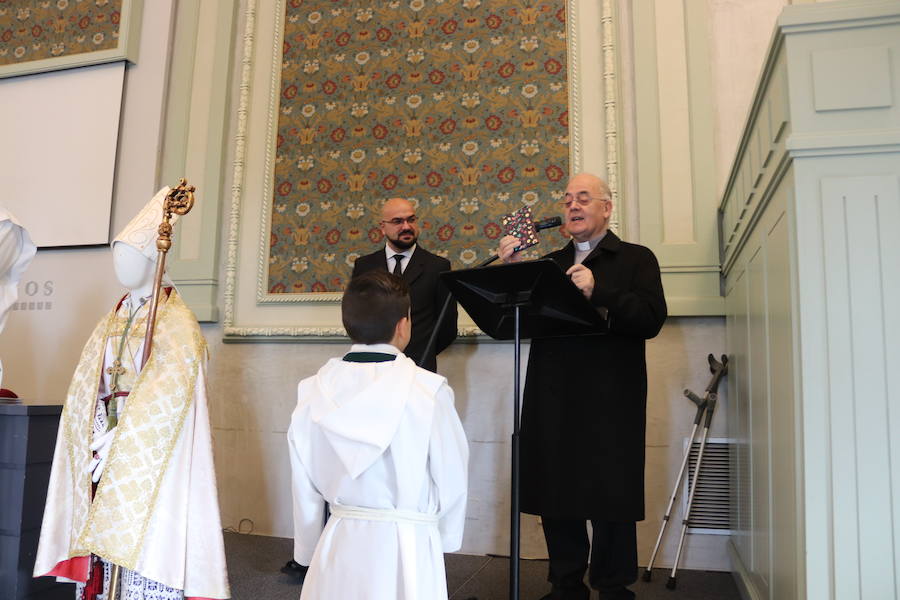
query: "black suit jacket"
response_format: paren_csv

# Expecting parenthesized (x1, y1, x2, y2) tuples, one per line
(351, 245, 458, 372)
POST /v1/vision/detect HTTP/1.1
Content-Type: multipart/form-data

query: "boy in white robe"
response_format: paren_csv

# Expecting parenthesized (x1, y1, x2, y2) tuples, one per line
(288, 270, 469, 600)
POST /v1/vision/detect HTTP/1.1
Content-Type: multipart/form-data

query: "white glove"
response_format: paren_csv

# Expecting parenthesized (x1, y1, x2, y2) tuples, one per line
(88, 427, 117, 483)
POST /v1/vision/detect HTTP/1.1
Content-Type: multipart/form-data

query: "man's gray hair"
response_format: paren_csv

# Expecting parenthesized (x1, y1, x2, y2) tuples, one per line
(597, 178, 612, 202)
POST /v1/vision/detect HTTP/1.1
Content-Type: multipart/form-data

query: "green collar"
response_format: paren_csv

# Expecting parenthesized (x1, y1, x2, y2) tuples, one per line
(342, 352, 397, 363)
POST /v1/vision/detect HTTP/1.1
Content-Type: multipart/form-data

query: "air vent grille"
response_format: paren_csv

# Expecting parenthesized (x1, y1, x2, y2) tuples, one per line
(682, 438, 732, 534)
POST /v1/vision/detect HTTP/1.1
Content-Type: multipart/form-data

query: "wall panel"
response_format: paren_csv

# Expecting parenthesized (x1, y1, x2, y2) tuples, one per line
(747, 243, 770, 592)
(722, 3, 900, 598)
(820, 175, 899, 598)
(763, 202, 797, 600)
(629, 0, 722, 315)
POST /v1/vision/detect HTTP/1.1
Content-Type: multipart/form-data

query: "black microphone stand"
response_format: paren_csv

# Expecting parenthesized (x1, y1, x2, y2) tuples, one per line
(418, 217, 561, 600)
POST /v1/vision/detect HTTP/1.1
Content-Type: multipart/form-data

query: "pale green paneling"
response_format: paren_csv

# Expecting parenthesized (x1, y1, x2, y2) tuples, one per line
(820, 177, 862, 598)
(720, 51, 791, 278)
(764, 207, 798, 600)
(726, 267, 752, 563)
(162, 0, 238, 321)
(811, 45, 892, 112)
(820, 173, 898, 599)
(793, 157, 900, 600)
(630, 0, 723, 316)
(724, 166, 801, 600)
(884, 182, 900, 600)
(657, 267, 722, 316)
(722, 2, 900, 599)
(746, 243, 769, 591)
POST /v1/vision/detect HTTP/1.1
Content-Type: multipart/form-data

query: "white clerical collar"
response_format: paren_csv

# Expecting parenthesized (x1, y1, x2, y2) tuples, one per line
(384, 244, 416, 260)
(574, 231, 606, 252)
(349, 343, 401, 356)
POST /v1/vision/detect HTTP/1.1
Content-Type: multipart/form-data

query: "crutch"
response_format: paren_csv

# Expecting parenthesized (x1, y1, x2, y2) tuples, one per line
(642, 353, 728, 586)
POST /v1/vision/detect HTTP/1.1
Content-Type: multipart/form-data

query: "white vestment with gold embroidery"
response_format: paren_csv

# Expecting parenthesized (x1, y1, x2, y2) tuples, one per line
(288, 345, 469, 600)
(34, 291, 230, 599)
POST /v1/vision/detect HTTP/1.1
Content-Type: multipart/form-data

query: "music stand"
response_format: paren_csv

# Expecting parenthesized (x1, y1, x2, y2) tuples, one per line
(441, 259, 608, 600)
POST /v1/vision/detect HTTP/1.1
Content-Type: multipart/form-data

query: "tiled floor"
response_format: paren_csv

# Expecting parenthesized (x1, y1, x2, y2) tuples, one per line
(225, 532, 741, 599)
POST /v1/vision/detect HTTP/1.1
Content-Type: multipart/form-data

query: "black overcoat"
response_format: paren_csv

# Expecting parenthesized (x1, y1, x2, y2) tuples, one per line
(519, 231, 666, 521)
(351, 244, 457, 372)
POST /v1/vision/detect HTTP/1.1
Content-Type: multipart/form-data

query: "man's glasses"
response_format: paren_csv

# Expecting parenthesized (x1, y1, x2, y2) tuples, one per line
(559, 192, 607, 209)
(381, 215, 418, 226)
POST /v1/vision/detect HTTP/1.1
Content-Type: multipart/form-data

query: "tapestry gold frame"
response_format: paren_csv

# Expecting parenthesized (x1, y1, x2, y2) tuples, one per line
(223, 0, 620, 340)
(0, 0, 143, 79)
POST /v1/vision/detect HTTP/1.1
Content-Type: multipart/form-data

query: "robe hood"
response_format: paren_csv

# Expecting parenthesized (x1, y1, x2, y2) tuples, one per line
(307, 354, 419, 479)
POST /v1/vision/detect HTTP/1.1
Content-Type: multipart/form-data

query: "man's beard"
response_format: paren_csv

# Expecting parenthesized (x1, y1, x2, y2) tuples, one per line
(388, 230, 417, 250)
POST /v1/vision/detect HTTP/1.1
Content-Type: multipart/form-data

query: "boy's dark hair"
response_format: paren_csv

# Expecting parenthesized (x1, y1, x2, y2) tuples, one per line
(342, 270, 411, 344)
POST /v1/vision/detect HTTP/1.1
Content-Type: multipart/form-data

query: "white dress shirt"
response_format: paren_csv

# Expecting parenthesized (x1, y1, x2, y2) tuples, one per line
(384, 244, 416, 274)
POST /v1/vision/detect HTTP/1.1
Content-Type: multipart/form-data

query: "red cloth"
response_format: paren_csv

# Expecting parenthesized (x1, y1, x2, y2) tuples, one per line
(41, 555, 90, 582)
(83, 557, 105, 600)
(42, 556, 214, 600)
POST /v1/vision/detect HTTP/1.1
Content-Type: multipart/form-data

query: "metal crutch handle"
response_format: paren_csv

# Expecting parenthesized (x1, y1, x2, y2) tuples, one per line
(705, 353, 728, 394)
(684, 390, 706, 425)
(703, 393, 718, 429)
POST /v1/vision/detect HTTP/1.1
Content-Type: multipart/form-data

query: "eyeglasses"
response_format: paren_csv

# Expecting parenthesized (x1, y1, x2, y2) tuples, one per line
(559, 191, 608, 209)
(381, 215, 418, 226)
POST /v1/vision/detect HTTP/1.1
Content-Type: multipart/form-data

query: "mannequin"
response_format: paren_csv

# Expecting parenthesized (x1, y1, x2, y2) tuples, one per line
(86, 242, 157, 485)
(0, 221, 23, 291)
(0, 210, 36, 392)
(111, 242, 155, 312)
(34, 188, 230, 600)
(87, 242, 182, 482)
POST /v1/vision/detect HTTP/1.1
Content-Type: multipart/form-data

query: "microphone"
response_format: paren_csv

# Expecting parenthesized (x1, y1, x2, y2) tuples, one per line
(534, 216, 562, 231)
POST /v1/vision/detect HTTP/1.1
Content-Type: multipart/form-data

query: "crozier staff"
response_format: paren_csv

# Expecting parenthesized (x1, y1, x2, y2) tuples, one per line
(498, 173, 666, 600)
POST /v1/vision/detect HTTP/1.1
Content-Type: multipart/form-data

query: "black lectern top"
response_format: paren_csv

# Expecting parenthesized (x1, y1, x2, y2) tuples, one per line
(440, 259, 608, 341)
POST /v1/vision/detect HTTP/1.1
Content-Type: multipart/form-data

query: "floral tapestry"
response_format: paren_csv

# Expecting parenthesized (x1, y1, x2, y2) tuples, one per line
(269, 0, 569, 294)
(0, 0, 122, 66)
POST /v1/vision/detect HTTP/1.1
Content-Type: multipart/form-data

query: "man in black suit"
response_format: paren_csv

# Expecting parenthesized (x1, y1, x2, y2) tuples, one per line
(351, 197, 457, 372)
(498, 173, 667, 600)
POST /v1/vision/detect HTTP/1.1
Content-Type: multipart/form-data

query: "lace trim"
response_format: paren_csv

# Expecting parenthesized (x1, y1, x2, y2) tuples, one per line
(75, 558, 183, 600)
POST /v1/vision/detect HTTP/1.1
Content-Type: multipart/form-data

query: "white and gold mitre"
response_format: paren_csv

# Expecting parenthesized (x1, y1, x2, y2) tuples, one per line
(112, 186, 173, 260)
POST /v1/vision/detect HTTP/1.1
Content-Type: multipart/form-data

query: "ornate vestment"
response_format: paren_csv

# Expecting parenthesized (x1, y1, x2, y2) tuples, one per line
(34, 290, 230, 599)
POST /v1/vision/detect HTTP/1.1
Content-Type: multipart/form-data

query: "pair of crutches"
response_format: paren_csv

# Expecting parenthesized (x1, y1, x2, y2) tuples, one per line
(642, 353, 728, 590)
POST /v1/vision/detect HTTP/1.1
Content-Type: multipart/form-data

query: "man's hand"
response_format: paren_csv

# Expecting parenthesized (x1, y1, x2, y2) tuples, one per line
(498, 235, 523, 263)
(88, 427, 117, 483)
(566, 264, 594, 299)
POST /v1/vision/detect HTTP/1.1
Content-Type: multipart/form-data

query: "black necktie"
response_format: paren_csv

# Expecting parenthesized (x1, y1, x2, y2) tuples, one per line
(392, 254, 404, 276)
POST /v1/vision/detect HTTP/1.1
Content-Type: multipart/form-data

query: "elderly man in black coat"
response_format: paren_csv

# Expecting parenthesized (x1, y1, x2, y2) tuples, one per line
(498, 173, 667, 600)
(352, 197, 457, 372)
